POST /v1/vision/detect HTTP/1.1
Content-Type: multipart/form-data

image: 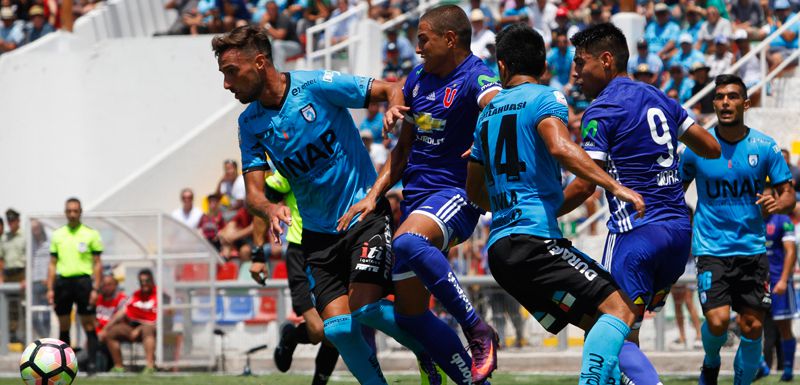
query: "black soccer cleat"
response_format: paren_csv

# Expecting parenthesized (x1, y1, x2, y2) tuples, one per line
(698, 364, 720, 385)
(274, 322, 298, 372)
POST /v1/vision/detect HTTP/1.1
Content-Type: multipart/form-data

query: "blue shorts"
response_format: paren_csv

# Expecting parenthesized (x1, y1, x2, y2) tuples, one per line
(772, 278, 798, 320)
(392, 188, 483, 280)
(602, 221, 692, 328)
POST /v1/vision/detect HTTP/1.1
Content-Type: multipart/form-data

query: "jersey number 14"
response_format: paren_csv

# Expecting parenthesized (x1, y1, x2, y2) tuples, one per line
(480, 114, 526, 186)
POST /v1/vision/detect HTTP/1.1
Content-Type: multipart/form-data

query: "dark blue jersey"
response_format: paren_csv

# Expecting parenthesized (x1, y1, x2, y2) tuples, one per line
(402, 55, 501, 203)
(581, 77, 693, 233)
(766, 214, 796, 281)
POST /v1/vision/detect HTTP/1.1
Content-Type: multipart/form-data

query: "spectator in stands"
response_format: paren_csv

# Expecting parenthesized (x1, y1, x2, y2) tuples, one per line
(383, 29, 415, 69)
(633, 63, 658, 85)
(733, 29, 762, 106)
(1, 209, 24, 343)
(359, 101, 384, 141)
(0, 6, 24, 53)
(462, 0, 496, 31)
(646, 3, 680, 62)
(330, 0, 358, 45)
(587, 4, 606, 27)
(628, 39, 663, 82)
(22, 5, 51, 44)
(198, 193, 225, 250)
(102, 269, 158, 374)
(761, 0, 799, 74)
(706, 35, 734, 78)
(682, 5, 705, 42)
(299, 0, 330, 37)
(260, 0, 301, 70)
(499, 0, 530, 30)
(528, 0, 555, 46)
(360, 129, 388, 173)
(171, 188, 203, 229)
(547, 32, 574, 90)
(382, 41, 413, 80)
(732, 0, 764, 37)
(95, 274, 126, 372)
(219, 206, 253, 260)
(158, 0, 201, 35)
(663, 63, 695, 104)
(696, 5, 731, 53)
(470, 9, 494, 61)
(671, 33, 705, 72)
(689, 61, 714, 122)
(219, 0, 251, 31)
(551, 6, 580, 40)
(215, 159, 245, 213)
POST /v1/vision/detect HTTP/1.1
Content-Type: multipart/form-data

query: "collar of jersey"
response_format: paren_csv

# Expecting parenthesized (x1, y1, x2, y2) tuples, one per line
(714, 126, 750, 145)
(258, 72, 291, 111)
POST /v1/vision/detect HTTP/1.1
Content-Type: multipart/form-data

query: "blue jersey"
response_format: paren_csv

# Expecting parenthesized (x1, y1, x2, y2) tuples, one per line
(238, 70, 377, 234)
(766, 214, 796, 281)
(402, 55, 501, 204)
(581, 77, 693, 233)
(680, 127, 793, 257)
(470, 83, 569, 249)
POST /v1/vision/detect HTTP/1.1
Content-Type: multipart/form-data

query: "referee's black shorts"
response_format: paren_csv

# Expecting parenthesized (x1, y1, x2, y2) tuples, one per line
(54, 275, 95, 316)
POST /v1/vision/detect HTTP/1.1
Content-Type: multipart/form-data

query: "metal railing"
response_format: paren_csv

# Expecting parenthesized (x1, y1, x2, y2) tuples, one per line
(304, 1, 371, 70)
(682, 11, 800, 127)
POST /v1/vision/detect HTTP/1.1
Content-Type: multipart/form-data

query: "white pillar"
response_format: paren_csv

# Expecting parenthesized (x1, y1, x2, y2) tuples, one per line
(611, 12, 647, 61)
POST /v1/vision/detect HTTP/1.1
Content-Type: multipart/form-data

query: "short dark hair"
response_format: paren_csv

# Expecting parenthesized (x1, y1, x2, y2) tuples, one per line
(714, 74, 748, 99)
(5, 209, 19, 222)
(212, 25, 273, 61)
(66, 197, 81, 207)
(570, 23, 629, 73)
(139, 268, 154, 281)
(496, 24, 546, 78)
(781, 148, 790, 156)
(420, 4, 472, 50)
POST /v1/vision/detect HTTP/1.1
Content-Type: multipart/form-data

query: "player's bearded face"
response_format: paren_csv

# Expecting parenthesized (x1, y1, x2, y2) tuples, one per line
(219, 50, 265, 104)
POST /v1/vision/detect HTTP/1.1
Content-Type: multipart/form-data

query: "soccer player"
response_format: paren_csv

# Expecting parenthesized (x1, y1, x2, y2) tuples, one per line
(214, 26, 439, 385)
(47, 197, 103, 375)
(338, 5, 501, 384)
(465, 24, 644, 385)
(561, 23, 721, 385)
(680, 74, 796, 385)
(252, 170, 340, 385)
(761, 183, 798, 381)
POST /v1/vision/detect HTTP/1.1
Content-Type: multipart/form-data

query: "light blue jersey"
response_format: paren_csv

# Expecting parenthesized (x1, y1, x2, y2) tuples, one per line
(238, 70, 377, 234)
(680, 127, 793, 257)
(470, 83, 569, 248)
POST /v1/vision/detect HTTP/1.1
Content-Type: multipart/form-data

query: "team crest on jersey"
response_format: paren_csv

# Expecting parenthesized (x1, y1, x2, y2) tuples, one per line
(748, 154, 759, 167)
(300, 104, 316, 122)
(443, 87, 458, 108)
(767, 223, 776, 235)
(553, 91, 568, 106)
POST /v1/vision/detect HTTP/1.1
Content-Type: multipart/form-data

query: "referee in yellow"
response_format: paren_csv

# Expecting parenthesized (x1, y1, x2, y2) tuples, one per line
(47, 197, 103, 374)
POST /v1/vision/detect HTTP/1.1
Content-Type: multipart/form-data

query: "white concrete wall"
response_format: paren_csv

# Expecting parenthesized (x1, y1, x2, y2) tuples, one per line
(0, 35, 243, 213)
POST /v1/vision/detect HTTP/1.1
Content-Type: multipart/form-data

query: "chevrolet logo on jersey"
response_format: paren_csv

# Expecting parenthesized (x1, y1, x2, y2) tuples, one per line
(413, 112, 446, 132)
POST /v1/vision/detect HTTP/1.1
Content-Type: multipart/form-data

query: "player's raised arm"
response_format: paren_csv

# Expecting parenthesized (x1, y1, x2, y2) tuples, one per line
(368, 79, 404, 105)
(538, 117, 645, 218)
